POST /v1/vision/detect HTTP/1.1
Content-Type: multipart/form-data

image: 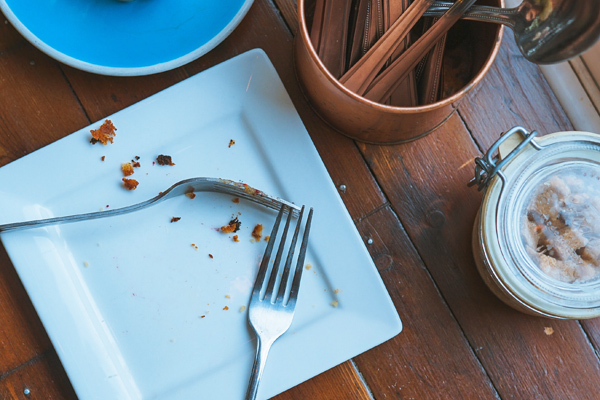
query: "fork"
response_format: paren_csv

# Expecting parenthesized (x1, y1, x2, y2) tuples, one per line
(245, 204, 313, 400)
(0, 177, 300, 232)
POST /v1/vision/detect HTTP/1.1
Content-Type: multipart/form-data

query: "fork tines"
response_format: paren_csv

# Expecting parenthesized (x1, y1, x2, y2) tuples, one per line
(253, 204, 313, 306)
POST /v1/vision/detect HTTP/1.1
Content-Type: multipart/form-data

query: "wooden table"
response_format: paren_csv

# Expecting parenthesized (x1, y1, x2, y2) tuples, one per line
(2, 1, 600, 399)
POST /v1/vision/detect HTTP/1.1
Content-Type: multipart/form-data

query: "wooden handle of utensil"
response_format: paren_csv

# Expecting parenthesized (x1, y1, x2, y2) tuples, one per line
(364, 0, 478, 102)
(340, 0, 436, 94)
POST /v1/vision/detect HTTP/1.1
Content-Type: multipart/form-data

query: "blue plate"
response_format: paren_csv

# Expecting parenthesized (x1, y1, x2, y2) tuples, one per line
(0, 0, 254, 76)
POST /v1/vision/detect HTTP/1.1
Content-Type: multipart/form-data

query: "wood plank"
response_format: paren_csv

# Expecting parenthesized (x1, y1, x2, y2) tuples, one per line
(60, 66, 189, 124)
(276, 361, 372, 400)
(0, 12, 26, 53)
(0, 44, 89, 166)
(0, 351, 76, 400)
(459, 33, 573, 151)
(0, 245, 51, 374)
(353, 205, 499, 399)
(359, 107, 600, 398)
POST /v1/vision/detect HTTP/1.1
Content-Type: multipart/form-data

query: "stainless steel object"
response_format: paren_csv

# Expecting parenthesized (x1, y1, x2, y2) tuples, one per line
(424, 0, 600, 64)
(245, 204, 313, 400)
(0, 177, 301, 232)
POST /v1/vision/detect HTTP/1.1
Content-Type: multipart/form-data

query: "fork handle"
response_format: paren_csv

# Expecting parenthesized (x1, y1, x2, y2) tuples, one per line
(246, 336, 275, 400)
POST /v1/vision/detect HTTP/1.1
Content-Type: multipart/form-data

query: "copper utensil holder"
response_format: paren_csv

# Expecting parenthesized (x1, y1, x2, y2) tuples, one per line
(294, 0, 504, 144)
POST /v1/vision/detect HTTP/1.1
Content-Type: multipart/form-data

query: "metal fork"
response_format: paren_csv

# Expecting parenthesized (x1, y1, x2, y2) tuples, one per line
(245, 204, 313, 400)
(0, 177, 300, 233)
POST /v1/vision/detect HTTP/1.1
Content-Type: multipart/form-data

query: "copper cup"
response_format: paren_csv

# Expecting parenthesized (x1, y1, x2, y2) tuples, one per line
(294, 0, 504, 144)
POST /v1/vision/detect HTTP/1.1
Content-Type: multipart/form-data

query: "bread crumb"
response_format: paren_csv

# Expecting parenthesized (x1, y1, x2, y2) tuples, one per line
(228, 139, 235, 148)
(544, 327, 554, 335)
(101, 156, 105, 161)
(330, 300, 339, 308)
(90, 119, 116, 145)
(225, 295, 231, 299)
(122, 178, 139, 190)
(305, 264, 312, 270)
(223, 306, 229, 311)
(121, 162, 134, 177)
(83, 261, 89, 267)
(333, 289, 339, 294)
(240, 306, 246, 312)
(233, 235, 239, 242)
(232, 197, 240, 203)
(252, 224, 263, 241)
(221, 217, 241, 233)
(191, 243, 198, 250)
(208, 254, 214, 259)
(171, 217, 181, 223)
(156, 154, 175, 166)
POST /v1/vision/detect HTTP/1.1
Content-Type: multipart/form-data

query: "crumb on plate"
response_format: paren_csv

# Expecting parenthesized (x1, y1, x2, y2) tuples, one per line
(221, 217, 241, 233)
(122, 178, 139, 190)
(90, 120, 116, 145)
(121, 162, 134, 176)
(252, 224, 263, 241)
(156, 154, 175, 166)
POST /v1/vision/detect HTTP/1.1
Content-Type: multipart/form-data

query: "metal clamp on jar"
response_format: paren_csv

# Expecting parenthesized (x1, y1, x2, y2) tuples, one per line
(471, 126, 600, 319)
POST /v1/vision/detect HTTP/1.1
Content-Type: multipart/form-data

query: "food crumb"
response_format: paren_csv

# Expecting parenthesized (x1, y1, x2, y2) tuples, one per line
(83, 261, 89, 267)
(122, 178, 139, 190)
(334, 289, 339, 294)
(101, 156, 105, 161)
(264, 235, 270, 242)
(232, 197, 240, 204)
(191, 243, 198, 250)
(221, 217, 241, 233)
(305, 264, 312, 270)
(200, 315, 206, 319)
(544, 327, 554, 335)
(330, 300, 339, 308)
(171, 217, 181, 223)
(225, 295, 231, 299)
(223, 306, 229, 311)
(185, 187, 196, 199)
(156, 154, 175, 166)
(90, 119, 116, 145)
(233, 235, 239, 242)
(208, 254, 213, 259)
(252, 224, 263, 241)
(228, 139, 235, 148)
(121, 162, 134, 177)
(240, 306, 246, 312)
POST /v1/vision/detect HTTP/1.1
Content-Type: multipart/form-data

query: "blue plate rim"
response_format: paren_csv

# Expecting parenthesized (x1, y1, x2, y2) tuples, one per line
(0, 0, 255, 76)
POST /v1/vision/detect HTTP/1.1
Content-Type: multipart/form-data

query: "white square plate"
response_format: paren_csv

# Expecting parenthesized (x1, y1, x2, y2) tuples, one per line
(0, 49, 401, 399)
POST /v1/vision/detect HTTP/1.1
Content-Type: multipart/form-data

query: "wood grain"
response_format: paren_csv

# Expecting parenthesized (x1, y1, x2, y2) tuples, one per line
(354, 204, 499, 399)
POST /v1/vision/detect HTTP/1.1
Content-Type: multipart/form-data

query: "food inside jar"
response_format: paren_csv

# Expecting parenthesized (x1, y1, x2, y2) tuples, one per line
(522, 170, 600, 283)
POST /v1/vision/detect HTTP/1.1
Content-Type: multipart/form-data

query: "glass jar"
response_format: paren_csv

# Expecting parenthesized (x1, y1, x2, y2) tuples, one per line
(472, 126, 600, 319)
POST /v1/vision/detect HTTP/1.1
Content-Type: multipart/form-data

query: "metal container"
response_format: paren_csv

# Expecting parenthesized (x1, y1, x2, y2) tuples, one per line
(472, 126, 600, 319)
(294, 0, 504, 144)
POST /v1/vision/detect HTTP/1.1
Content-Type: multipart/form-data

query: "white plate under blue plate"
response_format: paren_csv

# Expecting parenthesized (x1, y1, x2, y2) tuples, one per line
(0, 0, 253, 76)
(0, 49, 401, 399)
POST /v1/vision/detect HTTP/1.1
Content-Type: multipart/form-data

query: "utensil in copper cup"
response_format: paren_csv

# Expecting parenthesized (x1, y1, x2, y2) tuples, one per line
(294, 0, 504, 144)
